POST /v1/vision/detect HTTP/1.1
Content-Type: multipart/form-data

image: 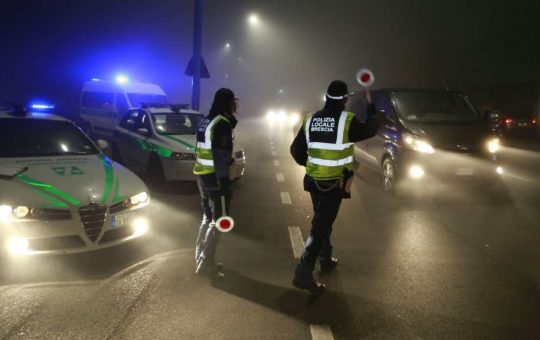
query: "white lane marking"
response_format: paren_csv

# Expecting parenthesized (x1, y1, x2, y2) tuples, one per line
(288, 226, 305, 258)
(274, 160, 280, 166)
(310, 325, 335, 340)
(276, 173, 285, 182)
(280, 192, 292, 204)
(270, 141, 274, 145)
(271, 151, 277, 156)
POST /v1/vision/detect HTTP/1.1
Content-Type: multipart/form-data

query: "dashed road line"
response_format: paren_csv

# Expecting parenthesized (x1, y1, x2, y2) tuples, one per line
(274, 160, 280, 167)
(271, 151, 277, 156)
(310, 325, 335, 340)
(280, 191, 292, 204)
(276, 173, 285, 182)
(288, 226, 305, 258)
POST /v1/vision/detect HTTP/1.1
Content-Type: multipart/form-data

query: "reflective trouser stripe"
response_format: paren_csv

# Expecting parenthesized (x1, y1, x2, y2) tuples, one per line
(196, 158, 214, 166)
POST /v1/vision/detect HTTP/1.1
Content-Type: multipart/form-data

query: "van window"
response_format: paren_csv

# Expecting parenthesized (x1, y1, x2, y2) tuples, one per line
(116, 94, 129, 114)
(81, 92, 115, 109)
(127, 93, 168, 107)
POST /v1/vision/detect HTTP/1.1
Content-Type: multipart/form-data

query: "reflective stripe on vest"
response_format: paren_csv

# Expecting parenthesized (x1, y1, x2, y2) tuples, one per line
(193, 115, 230, 175)
(305, 111, 355, 180)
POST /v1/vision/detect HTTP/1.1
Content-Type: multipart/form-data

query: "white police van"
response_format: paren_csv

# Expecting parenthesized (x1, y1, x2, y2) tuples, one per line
(0, 105, 150, 256)
(111, 105, 246, 181)
(79, 77, 168, 136)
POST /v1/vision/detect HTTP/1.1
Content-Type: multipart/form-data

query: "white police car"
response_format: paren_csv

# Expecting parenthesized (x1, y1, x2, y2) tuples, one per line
(110, 105, 246, 181)
(0, 106, 150, 256)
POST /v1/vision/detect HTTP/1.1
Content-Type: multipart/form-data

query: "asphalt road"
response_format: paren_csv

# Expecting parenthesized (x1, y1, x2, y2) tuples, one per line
(1, 118, 540, 339)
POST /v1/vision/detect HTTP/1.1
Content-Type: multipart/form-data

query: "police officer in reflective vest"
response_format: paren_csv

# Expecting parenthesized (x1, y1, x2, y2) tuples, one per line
(290, 80, 378, 294)
(193, 88, 238, 278)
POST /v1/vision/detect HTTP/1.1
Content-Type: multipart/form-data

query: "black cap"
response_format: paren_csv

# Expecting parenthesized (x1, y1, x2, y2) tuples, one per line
(326, 80, 348, 100)
(214, 88, 236, 104)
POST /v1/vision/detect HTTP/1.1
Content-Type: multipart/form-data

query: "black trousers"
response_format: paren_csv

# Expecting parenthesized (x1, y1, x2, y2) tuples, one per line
(296, 186, 343, 280)
(195, 176, 231, 265)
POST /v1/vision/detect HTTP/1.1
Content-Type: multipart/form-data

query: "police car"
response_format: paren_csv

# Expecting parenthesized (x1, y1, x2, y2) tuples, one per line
(0, 105, 150, 256)
(110, 105, 246, 181)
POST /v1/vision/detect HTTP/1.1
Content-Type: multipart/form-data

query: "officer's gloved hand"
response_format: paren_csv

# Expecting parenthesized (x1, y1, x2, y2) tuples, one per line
(218, 177, 231, 196)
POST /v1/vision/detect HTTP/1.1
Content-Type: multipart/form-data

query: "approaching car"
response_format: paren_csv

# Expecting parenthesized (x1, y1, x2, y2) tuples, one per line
(110, 105, 246, 182)
(0, 108, 150, 256)
(348, 89, 503, 193)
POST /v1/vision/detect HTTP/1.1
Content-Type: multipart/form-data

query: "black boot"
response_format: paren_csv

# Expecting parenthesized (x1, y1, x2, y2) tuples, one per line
(320, 257, 338, 273)
(292, 264, 325, 296)
(196, 261, 225, 279)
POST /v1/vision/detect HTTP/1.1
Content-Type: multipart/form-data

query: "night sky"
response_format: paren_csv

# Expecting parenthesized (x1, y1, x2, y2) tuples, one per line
(1, 0, 539, 116)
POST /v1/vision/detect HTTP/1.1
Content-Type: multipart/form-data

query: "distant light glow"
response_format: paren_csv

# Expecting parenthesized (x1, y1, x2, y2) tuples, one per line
(288, 112, 301, 125)
(115, 74, 129, 84)
(277, 110, 287, 122)
(496, 166, 504, 175)
(248, 14, 260, 26)
(60, 143, 69, 152)
(278, 89, 284, 94)
(225, 42, 231, 48)
(91, 78, 101, 82)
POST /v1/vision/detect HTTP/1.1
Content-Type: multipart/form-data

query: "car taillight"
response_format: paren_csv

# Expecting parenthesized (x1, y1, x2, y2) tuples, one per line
(532, 118, 537, 125)
(504, 118, 513, 125)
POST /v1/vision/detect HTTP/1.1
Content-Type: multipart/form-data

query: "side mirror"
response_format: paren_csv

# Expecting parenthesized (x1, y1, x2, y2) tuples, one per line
(97, 139, 109, 150)
(137, 128, 150, 136)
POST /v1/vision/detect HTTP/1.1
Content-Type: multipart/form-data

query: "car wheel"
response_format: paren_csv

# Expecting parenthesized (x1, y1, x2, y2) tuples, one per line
(111, 143, 123, 165)
(381, 157, 398, 192)
(147, 155, 165, 185)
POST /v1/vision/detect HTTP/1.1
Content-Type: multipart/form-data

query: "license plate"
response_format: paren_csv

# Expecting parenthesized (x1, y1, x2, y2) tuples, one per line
(112, 213, 133, 228)
(518, 122, 527, 127)
(455, 168, 474, 176)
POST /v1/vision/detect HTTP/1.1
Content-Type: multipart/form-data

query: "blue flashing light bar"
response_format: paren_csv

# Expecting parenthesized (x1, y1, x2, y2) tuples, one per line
(31, 103, 55, 110)
(115, 74, 129, 84)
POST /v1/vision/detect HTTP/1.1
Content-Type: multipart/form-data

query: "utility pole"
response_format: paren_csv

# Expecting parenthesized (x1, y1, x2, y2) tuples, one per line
(191, 0, 203, 110)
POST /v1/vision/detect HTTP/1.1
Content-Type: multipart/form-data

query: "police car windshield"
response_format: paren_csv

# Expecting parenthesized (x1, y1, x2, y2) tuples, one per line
(128, 93, 168, 107)
(0, 119, 99, 158)
(152, 113, 203, 135)
(392, 91, 480, 123)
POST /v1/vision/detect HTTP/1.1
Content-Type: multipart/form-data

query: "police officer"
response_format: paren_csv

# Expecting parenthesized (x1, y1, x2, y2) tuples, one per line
(194, 88, 238, 278)
(290, 80, 378, 295)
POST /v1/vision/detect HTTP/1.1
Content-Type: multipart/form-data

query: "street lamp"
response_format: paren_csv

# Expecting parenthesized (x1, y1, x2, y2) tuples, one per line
(225, 42, 231, 49)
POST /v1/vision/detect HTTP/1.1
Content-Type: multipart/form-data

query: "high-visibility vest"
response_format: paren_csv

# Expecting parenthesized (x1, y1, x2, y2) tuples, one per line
(193, 114, 231, 175)
(304, 111, 355, 180)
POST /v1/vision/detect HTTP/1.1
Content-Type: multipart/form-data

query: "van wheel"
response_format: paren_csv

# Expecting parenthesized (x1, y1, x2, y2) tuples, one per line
(381, 157, 398, 192)
(147, 155, 165, 185)
(111, 143, 123, 164)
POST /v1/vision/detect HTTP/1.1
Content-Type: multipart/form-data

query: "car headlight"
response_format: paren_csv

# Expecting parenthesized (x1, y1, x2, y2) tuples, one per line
(487, 138, 500, 154)
(0, 205, 31, 221)
(0, 205, 13, 221)
(130, 192, 149, 206)
(402, 133, 435, 154)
